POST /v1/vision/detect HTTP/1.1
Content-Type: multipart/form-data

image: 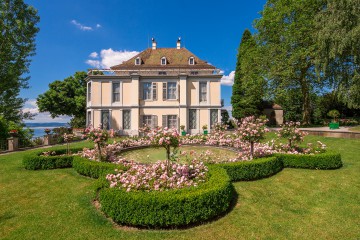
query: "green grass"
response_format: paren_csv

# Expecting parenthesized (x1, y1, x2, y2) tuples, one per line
(120, 146, 238, 164)
(0, 135, 359, 239)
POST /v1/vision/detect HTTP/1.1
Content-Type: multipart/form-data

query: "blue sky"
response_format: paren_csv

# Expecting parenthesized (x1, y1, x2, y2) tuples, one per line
(22, 0, 267, 122)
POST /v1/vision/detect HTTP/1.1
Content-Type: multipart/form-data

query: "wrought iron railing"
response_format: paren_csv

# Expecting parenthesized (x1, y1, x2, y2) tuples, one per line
(0, 139, 8, 152)
(87, 68, 222, 76)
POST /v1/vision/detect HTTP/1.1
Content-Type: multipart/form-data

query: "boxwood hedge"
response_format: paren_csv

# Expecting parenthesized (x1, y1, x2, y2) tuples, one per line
(276, 152, 342, 169)
(216, 156, 283, 181)
(23, 148, 83, 170)
(96, 165, 235, 228)
(72, 156, 127, 179)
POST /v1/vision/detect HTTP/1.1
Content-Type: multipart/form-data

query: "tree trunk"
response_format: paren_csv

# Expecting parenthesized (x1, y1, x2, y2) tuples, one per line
(250, 141, 254, 160)
(300, 69, 311, 125)
(97, 143, 102, 162)
(166, 146, 171, 176)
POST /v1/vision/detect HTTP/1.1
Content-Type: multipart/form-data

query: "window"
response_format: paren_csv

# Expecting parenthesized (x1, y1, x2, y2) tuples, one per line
(189, 109, 197, 129)
(135, 57, 141, 65)
(210, 109, 218, 129)
(112, 82, 120, 102)
(162, 115, 177, 129)
(123, 110, 131, 130)
(87, 82, 91, 101)
(142, 115, 157, 128)
(190, 71, 198, 75)
(101, 110, 110, 130)
(161, 57, 167, 65)
(158, 71, 167, 75)
(152, 82, 157, 100)
(167, 82, 177, 100)
(189, 57, 194, 65)
(87, 111, 91, 126)
(143, 82, 152, 100)
(199, 82, 207, 103)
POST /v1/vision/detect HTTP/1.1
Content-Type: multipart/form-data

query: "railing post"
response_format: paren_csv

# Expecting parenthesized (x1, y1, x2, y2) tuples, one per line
(7, 137, 19, 151)
(43, 134, 52, 146)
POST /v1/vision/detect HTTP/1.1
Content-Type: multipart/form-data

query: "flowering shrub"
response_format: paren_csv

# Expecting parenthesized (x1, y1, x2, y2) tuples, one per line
(106, 159, 208, 192)
(277, 121, 307, 147)
(235, 116, 269, 159)
(84, 126, 114, 161)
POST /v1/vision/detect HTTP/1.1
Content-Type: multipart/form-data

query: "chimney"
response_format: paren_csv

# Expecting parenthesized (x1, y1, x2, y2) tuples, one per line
(176, 37, 181, 49)
(152, 38, 157, 50)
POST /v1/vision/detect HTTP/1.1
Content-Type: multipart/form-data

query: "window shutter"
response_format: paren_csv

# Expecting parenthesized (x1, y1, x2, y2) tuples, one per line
(152, 115, 158, 128)
(162, 115, 168, 128)
(162, 82, 167, 101)
(176, 115, 179, 129)
(139, 83, 143, 100)
(177, 83, 180, 100)
(152, 82, 157, 100)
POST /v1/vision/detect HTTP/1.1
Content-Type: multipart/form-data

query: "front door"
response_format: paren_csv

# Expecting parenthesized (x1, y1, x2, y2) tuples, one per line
(101, 111, 110, 130)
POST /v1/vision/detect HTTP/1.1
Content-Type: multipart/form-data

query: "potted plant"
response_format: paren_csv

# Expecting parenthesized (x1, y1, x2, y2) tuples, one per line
(180, 125, 186, 136)
(44, 128, 51, 134)
(327, 109, 340, 129)
(202, 124, 208, 135)
(8, 129, 18, 137)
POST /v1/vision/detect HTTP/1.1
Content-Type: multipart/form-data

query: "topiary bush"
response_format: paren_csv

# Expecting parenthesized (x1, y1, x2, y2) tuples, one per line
(216, 156, 283, 181)
(276, 152, 342, 169)
(96, 165, 235, 228)
(23, 148, 83, 170)
(72, 156, 127, 179)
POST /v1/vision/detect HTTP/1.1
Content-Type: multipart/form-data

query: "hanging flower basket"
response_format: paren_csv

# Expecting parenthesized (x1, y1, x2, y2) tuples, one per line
(8, 129, 18, 137)
(44, 128, 51, 134)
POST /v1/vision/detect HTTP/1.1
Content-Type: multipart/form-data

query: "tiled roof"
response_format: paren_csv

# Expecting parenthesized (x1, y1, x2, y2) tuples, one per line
(111, 48, 215, 70)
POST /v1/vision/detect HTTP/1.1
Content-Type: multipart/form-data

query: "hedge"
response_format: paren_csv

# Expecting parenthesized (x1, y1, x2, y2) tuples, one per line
(23, 148, 83, 170)
(276, 152, 342, 169)
(216, 156, 283, 181)
(72, 156, 127, 179)
(96, 165, 235, 228)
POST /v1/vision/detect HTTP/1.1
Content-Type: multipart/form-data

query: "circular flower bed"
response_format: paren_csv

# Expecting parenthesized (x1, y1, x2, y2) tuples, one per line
(96, 165, 234, 228)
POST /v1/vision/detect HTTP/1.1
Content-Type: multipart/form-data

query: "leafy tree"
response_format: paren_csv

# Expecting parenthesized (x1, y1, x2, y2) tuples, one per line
(231, 29, 265, 119)
(37, 72, 87, 128)
(315, 0, 360, 109)
(255, 0, 326, 125)
(0, 0, 39, 123)
(221, 109, 229, 124)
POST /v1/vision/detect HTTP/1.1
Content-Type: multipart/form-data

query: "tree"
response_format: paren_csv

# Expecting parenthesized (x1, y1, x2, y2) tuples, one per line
(315, 0, 360, 109)
(231, 29, 265, 120)
(0, 0, 39, 123)
(255, 0, 326, 125)
(37, 72, 87, 128)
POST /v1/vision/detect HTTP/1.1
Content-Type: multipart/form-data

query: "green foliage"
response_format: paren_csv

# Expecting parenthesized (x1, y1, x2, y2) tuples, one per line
(231, 29, 265, 119)
(221, 109, 230, 124)
(327, 109, 340, 122)
(315, 0, 360, 109)
(22, 148, 83, 170)
(37, 72, 87, 128)
(277, 152, 342, 169)
(0, 0, 40, 124)
(97, 165, 234, 227)
(72, 156, 126, 179)
(0, 116, 33, 147)
(217, 157, 283, 181)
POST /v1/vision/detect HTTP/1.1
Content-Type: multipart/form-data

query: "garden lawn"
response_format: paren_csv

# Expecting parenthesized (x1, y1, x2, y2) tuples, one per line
(0, 135, 359, 240)
(120, 145, 238, 164)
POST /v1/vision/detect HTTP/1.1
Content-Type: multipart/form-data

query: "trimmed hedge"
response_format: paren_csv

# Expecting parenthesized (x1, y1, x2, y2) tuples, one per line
(276, 152, 342, 169)
(23, 148, 83, 170)
(72, 156, 127, 179)
(216, 156, 283, 181)
(96, 165, 235, 228)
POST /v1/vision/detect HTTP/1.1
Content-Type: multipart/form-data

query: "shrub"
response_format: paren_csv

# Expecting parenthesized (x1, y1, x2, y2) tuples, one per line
(23, 148, 83, 170)
(96, 165, 234, 228)
(72, 156, 127, 179)
(216, 157, 283, 181)
(276, 152, 342, 169)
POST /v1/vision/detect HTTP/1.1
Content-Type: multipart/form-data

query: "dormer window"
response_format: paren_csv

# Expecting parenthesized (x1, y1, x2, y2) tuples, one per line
(189, 57, 195, 65)
(161, 57, 167, 65)
(135, 57, 141, 65)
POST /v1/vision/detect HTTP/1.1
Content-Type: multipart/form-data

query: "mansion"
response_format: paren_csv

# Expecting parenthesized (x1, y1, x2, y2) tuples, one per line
(86, 39, 223, 136)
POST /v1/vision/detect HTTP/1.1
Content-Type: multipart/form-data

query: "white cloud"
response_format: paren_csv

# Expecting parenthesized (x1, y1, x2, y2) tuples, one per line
(71, 20, 93, 31)
(23, 99, 71, 123)
(89, 52, 98, 58)
(96, 24, 102, 28)
(86, 48, 139, 69)
(221, 71, 235, 86)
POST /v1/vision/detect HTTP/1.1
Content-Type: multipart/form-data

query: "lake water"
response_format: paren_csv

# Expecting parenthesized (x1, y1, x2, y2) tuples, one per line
(25, 122, 69, 138)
